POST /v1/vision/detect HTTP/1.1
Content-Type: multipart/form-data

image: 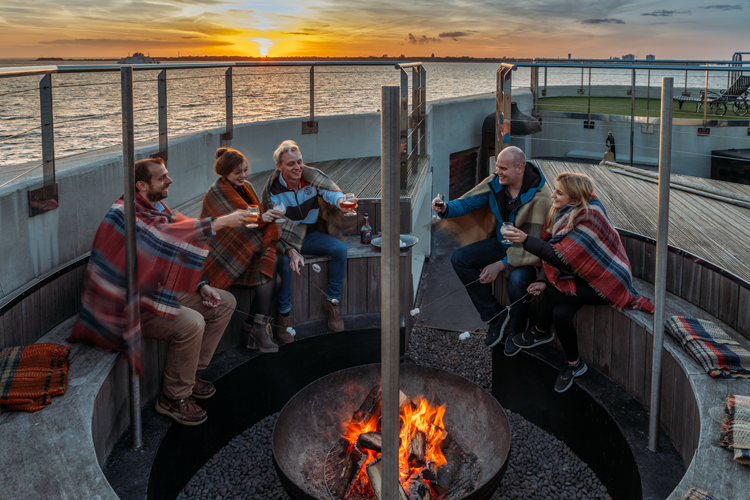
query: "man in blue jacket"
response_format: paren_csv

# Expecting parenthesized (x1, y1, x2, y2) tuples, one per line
(433, 146, 551, 353)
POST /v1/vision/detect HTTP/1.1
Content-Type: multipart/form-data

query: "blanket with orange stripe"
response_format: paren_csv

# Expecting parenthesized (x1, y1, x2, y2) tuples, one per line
(0, 343, 69, 413)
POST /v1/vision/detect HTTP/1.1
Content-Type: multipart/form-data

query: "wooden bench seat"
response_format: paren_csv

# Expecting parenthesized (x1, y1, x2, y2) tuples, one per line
(0, 316, 120, 500)
(600, 278, 750, 500)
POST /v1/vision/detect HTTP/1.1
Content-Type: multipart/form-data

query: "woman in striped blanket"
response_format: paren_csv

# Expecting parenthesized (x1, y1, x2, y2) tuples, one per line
(201, 148, 288, 354)
(504, 172, 653, 393)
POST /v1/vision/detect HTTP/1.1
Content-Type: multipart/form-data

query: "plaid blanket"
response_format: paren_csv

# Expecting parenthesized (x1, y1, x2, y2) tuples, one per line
(69, 194, 209, 372)
(666, 316, 750, 378)
(682, 487, 719, 500)
(543, 195, 653, 313)
(435, 163, 552, 277)
(720, 394, 750, 465)
(261, 167, 347, 253)
(201, 177, 280, 289)
(0, 343, 69, 413)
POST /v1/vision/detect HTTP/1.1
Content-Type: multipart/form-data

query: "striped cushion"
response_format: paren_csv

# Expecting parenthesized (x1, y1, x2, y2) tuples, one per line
(720, 394, 750, 466)
(0, 343, 69, 413)
(682, 487, 718, 500)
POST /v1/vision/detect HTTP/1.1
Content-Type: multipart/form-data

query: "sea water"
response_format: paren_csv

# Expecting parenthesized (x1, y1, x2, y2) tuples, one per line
(0, 59, 734, 169)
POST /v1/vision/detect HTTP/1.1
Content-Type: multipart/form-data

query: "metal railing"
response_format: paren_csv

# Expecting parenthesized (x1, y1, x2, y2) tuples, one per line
(497, 60, 750, 166)
(0, 61, 427, 210)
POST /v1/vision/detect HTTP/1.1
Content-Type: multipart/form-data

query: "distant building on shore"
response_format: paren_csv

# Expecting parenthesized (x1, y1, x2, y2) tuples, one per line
(118, 52, 159, 64)
(645, 54, 656, 61)
(622, 54, 635, 61)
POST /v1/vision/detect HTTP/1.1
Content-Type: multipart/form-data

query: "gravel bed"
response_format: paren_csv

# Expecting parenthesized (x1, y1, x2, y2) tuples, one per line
(176, 326, 611, 500)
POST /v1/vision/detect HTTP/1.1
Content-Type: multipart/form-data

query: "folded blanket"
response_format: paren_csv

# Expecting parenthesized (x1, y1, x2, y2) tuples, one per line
(682, 486, 718, 500)
(720, 394, 750, 465)
(666, 316, 750, 378)
(0, 343, 70, 413)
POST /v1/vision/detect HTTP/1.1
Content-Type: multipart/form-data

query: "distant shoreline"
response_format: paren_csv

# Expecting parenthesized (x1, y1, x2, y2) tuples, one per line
(35, 56, 534, 63)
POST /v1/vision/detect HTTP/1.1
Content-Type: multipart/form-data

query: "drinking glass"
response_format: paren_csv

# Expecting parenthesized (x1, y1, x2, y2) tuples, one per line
(246, 205, 260, 228)
(432, 193, 445, 220)
(500, 222, 514, 244)
(341, 193, 357, 216)
(273, 202, 286, 223)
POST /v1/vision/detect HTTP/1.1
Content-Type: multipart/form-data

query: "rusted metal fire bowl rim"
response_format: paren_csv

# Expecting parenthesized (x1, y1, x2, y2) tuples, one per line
(272, 363, 511, 500)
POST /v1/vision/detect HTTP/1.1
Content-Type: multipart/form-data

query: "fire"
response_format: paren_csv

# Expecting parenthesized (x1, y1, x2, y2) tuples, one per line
(399, 397, 448, 478)
(340, 394, 448, 496)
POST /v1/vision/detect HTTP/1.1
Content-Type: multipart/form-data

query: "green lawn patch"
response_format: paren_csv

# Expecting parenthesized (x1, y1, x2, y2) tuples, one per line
(537, 96, 748, 120)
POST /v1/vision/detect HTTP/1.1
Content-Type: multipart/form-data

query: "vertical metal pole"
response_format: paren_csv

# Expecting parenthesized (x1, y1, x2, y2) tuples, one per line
(646, 68, 651, 119)
(121, 66, 142, 451)
(703, 66, 709, 127)
(587, 67, 592, 122)
(580, 67, 584, 89)
(221, 67, 233, 146)
(531, 65, 539, 118)
(496, 65, 515, 153)
(310, 66, 315, 125)
(411, 67, 419, 170)
(40, 74, 55, 199)
(648, 77, 673, 452)
(630, 68, 636, 166)
(399, 68, 409, 194)
(544, 66, 547, 94)
(419, 67, 426, 157)
(157, 69, 168, 160)
(381, 85, 401, 500)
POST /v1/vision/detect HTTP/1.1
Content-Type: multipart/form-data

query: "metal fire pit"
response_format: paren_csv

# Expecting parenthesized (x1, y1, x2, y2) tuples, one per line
(272, 364, 511, 500)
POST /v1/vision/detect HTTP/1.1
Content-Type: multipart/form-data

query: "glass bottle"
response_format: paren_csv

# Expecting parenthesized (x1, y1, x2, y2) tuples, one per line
(360, 213, 372, 245)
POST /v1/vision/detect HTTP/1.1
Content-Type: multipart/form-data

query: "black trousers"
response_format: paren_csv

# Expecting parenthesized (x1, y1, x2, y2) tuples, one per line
(536, 277, 606, 362)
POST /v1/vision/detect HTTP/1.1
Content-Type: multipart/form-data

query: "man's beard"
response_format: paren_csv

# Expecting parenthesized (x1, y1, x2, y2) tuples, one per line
(146, 185, 167, 203)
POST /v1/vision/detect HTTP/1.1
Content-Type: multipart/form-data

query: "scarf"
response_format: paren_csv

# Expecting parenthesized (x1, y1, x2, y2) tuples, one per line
(69, 194, 209, 371)
(542, 195, 653, 313)
(201, 177, 280, 289)
(261, 167, 347, 252)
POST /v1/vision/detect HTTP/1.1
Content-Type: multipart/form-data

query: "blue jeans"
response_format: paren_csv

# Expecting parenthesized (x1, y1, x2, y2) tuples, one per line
(277, 231, 348, 313)
(450, 238, 538, 333)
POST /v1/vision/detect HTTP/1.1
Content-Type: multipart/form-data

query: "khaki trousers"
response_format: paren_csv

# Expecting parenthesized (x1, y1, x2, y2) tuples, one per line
(141, 290, 236, 399)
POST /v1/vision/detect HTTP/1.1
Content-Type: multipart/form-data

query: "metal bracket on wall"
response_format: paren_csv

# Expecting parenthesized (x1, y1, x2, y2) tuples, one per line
(577, 89, 585, 95)
(698, 127, 710, 136)
(220, 131, 233, 143)
(302, 120, 318, 134)
(28, 183, 59, 217)
(584, 121, 595, 129)
(541, 89, 547, 97)
(641, 124, 654, 134)
(151, 151, 168, 161)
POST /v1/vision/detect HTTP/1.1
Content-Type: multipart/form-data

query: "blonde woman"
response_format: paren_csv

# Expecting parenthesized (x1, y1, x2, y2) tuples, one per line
(504, 172, 653, 392)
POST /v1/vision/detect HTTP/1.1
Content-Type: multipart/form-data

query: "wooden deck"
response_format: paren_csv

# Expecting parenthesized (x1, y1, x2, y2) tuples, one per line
(535, 160, 750, 284)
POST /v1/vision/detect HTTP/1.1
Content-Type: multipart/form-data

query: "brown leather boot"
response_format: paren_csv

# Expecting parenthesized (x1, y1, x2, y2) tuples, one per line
(251, 313, 279, 353)
(155, 395, 207, 426)
(323, 299, 344, 332)
(276, 312, 294, 344)
(242, 321, 258, 350)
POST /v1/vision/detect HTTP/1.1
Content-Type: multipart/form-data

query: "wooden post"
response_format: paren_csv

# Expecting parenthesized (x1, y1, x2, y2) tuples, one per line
(381, 85, 401, 500)
(648, 77, 673, 452)
(221, 67, 233, 146)
(121, 66, 142, 451)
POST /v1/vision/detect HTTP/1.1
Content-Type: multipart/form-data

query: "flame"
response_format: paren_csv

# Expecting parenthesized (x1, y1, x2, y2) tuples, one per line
(340, 394, 449, 496)
(398, 397, 448, 479)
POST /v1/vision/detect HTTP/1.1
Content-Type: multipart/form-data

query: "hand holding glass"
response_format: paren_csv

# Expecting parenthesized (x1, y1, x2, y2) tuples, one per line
(273, 202, 286, 223)
(500, 222, 514, 244)
(246, 205, 260, 228)
(341, 193, 357, 216)
(432, 193, 445, 219)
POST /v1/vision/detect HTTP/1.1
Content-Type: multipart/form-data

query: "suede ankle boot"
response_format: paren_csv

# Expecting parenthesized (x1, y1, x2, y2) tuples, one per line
(250, 313, 278, 353)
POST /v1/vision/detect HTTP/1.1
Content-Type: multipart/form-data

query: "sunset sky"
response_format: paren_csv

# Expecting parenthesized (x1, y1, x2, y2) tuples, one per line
(1, 0, 747, 60)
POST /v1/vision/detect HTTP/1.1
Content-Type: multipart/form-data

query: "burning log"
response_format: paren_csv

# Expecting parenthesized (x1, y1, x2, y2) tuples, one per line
(421, 441, 465, 496)
(357, 431, 382, 453)
(404, 474, 431, 500)
(365, 458, 409, 500)
(408, 431, 427, 468)
(330, 441, 367, 498)
(352, 385, 383, 425)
